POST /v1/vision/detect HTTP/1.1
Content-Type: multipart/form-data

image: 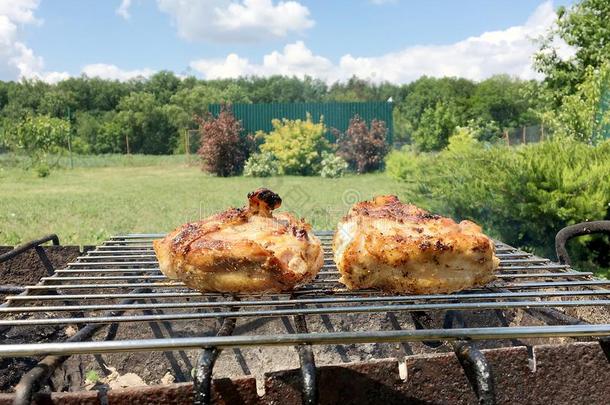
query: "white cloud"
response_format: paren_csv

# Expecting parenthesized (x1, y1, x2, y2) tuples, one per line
(0, 0, 68, 82)
(190, 1, 569, 84)
(0, 0, 41, 24)
(116, 0, 132, 19)
(157, 0, 314, 42)
(82, 63, 155, 81)
(190, 41, 336, 79)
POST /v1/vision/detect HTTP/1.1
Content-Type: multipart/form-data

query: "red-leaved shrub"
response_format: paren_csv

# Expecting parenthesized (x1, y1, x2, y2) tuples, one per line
(196, 106, 252, 176)
(336, 115, 389, 173)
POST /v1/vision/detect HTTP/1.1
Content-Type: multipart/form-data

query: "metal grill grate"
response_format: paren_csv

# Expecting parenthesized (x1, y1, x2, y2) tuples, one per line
(1, 231, 610, 357)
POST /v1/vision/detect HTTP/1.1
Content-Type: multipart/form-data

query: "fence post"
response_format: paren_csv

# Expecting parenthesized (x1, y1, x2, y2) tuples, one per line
(184, 129, 189, 164)
(522, 126, 526, 144)
(540, 122, 545, 142)
(125, 134, 130, 155)
(504, 130, 510, 146)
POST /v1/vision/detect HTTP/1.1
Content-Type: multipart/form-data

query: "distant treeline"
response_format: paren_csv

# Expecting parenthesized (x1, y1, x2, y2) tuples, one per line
(0, 73, 548, 155)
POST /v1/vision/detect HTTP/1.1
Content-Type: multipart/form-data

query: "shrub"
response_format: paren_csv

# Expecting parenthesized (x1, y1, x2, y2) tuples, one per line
(35, 162, 50, 178)
(243, 152, 279, 177)
(337, 115, 389, 173)
(3, 114, 70, 175)
(320, 151, 348, 178)
(196, 106, 251, 176)
(386, 138, 610, 272)
(259, 114, 330, 175)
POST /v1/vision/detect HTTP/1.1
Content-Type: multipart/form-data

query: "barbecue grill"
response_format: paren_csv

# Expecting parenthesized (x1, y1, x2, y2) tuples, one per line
(1, 229, 610, 405)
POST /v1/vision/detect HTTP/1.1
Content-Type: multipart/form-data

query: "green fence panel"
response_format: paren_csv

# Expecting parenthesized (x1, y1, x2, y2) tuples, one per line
(209, 101, 394, 143)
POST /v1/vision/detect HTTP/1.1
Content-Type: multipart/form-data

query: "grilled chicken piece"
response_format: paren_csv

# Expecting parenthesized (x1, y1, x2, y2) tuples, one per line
(154, 189, 323, 293)
(333, 195, 499, 294)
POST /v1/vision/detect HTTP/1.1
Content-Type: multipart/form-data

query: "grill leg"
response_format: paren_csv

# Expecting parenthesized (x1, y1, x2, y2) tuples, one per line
(411, 311, 443, 348)
(294, 314, 318, 405)
(34, 245, 56, 276)
(445, 311, 496, 405)
(193, 316, 236, 405)
(193, 347, 220, 405)
(452, 340, 495, 405)
(13, 355, 69, 405)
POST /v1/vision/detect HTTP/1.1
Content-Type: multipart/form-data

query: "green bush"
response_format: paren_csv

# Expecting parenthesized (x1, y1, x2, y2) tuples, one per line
(259, 114, 330, 175)
(243, 152, 279, 177)
(320, 151, 348, 178)
(386, 137, 610, 272)
(2, 114, 70, 174)
(35, 162, 50, 178)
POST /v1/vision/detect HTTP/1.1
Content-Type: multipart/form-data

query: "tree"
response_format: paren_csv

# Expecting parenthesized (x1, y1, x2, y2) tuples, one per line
(57, 77, 132, 113)
(2, 114, 70, 173)
(470, 75, 532, 130)
(113, 92, 179, 154)
(394, 76, 474, 143)
(246, 76, 325, 103)
(146, 71, 181, 104)
(326, 76, 400, 102)
(168, 83, 252, 134)
(535, 0, 610, 98)
(411, 102, 460, 151)
(549, 62, 610, 143)
(38, 89, 77, 118)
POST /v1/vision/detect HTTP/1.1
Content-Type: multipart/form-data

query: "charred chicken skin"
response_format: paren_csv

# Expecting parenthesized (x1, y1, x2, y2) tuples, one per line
(333, 195, 499, 294)
(154, 189, 323, 293)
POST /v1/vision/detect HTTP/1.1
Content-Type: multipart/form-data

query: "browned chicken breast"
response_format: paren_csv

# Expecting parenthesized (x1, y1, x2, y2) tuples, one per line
(154, 189, 323, 293)
(333, 195, 499, 294)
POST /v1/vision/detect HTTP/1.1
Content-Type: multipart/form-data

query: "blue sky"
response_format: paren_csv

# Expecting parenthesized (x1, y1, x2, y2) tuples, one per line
(1, 0, 574, 83)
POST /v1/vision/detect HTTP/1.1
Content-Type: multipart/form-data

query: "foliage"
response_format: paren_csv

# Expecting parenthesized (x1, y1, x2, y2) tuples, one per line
(535, 0, 610, 98)
(196, 107, 251, 176)
(336, 115, 389, 173)
(1, 114, 70, 173)
(258, 114, 330, 175)
(386, 138, 610, 270)
(0, 72, 555, 155)
(85, 370, 100, 384)
(320, 151, 348, 178)
(394, 76, 474, 143)
(243, 152, 279, 177)
(325, 76, 397, 102)
(547, 62, 610, 143)
(35, 161, 50, 178)
(470, 75, 537, 129)
(169, 83, 252, 130)
(411, 101, 460, 151)
(465, 119, 502, 143)
(145, 71, 181, 104)
(112, 92, 179, 154)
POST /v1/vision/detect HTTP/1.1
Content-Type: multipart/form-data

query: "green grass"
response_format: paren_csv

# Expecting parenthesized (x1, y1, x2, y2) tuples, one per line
(0, 158, 404, 245)
(0, 153, 189, 169)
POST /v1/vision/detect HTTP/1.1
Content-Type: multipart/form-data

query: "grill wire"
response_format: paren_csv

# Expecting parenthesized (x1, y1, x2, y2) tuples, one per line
(1, 231, 609, 357)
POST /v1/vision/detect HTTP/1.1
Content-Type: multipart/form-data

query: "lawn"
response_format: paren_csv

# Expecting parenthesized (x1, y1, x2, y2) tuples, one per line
(0, 156, 404, 245)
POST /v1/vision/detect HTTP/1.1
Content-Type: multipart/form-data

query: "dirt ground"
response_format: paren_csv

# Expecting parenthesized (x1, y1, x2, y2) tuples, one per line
(0, 246, 82, 391)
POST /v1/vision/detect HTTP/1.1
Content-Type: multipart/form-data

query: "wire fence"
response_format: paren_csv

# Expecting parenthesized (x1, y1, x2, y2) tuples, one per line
(503, 124, 546, 146)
